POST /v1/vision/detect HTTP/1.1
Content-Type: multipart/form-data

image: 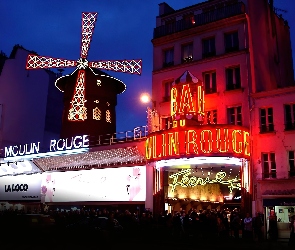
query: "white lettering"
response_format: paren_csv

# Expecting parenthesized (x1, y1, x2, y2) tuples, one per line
(49, 135, 89, 152)
(49, 139, 57, 151)
(73, 136, 82, 148)
(57, 139, 65, 151)
(5, 143, 40, 157)
(82, 135, 89, 147)
(65, 138, 73, 150)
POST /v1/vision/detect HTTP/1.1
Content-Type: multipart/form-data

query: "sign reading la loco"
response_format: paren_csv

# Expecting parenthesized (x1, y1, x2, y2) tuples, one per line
(145, 124, 250, 161)
(0, 174, 42, 201)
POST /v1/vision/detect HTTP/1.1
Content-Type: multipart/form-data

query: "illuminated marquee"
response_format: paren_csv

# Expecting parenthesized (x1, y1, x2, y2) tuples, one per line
(145, 124, 250, 161)
(169, 168, 241, 194)
(171, 83, 204, 118)
(171, 71, 205, 123)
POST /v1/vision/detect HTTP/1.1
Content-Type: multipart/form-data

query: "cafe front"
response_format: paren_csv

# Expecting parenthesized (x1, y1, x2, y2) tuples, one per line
(146, 124, 251, 214)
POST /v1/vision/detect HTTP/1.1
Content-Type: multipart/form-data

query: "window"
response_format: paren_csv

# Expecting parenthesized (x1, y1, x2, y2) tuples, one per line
(226, 66, 241, 90)
(106, 110, 111, 123)
(203, 71, 216, 94)
(205, 110, 217, 124)
(181, 43, 193, 63)
(262, 152, 276, 178)
(162, 117, 173, 130)
(224, 31, 239, 52)
(227, 106, 242, 125)
(163, 48, 174, 67)
(93, 107, 101, 120)
(163, 80, 173, 102)
(289, 151, 295, 177)
(284, 104, 295, 130)
(260, 108, 274, 133)
(202, 37, 216, 58)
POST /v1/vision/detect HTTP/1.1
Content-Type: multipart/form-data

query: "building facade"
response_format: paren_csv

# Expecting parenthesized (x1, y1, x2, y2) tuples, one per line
(150, 0, 295, 238)
(0, 45, 63, 154)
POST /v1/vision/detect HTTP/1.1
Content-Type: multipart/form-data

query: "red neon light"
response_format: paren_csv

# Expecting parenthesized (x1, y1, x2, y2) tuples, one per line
(171, 78, 205, 123)
(145, 124, 250, 161)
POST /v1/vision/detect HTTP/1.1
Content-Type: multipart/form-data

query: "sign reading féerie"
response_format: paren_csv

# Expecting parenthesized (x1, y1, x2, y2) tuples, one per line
(4, 135, 89, 158)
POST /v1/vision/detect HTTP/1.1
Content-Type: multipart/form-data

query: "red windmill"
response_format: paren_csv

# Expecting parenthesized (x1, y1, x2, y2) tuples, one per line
(26, 12, 142, 142)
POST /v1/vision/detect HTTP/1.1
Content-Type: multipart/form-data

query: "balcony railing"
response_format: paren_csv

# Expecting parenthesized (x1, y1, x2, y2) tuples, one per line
(153, 2, 245, 39)
(226, 83, 241, 91)
(285, 122, 295, 131)
(262, 171, 277, 179)
(202, 51, 216, 59)
(182, 56, 193, 63)
(163, 61, 174, 68)
(260, 124, 275, 133)
(205, 87, 217, 94)
(289, 170, 295, 178)
(162, 96, 171, 102)
(89, 125, 148, 147)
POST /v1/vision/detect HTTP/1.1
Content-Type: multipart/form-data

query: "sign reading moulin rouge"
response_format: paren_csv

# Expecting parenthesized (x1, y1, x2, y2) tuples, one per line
(4, 135, 89, 158)
(145, 124, 250, 161)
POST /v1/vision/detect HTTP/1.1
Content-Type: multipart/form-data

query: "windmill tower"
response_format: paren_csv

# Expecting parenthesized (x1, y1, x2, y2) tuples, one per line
(26, 12, 142, 142)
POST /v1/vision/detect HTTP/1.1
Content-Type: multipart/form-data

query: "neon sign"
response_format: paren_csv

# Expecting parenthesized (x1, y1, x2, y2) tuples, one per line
(49, 135, 89, 152)
(145, 124, 250, 161)
(5, 142, 40, 158)
(169, 168, 241, 194)
(171, 71, 205, 124)
(4, 135, 89, 158)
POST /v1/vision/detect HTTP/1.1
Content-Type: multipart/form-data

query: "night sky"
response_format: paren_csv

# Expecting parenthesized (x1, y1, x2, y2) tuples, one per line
(1, 0, 294, 133)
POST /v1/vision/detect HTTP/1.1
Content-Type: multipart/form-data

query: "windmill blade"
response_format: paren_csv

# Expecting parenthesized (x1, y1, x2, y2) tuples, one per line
(26, 54, 77, 69)
(80, 12, 98, 59)
(89, 59, 142, 75)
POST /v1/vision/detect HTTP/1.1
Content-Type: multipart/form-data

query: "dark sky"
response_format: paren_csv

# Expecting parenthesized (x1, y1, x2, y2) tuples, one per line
(0, 0, 294, 133)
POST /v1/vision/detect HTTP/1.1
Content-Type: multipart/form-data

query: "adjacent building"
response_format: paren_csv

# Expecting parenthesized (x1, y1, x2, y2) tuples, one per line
(0, 45, 63, 154)
(150, 0, 295, 238)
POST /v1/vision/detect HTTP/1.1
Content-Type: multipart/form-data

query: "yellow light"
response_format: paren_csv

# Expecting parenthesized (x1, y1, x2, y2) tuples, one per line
(140, 93, 151, 104)
(169, 168, 241, 194)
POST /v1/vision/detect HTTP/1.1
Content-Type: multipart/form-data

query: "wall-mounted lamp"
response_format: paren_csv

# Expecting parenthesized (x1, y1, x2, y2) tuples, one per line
(140, 93, 156, 108)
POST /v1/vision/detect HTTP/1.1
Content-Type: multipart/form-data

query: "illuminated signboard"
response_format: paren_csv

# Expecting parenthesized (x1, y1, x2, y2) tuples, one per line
(0, 173, 42, 201)
(145, 124, 250, 161)
(40, 166, 146, 202)
(167, 168, 241, 202)
(171, 71, 205, 123)
(4, 135, 89, 158)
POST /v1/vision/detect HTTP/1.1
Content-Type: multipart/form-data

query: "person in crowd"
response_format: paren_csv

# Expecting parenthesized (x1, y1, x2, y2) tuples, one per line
(221, 212, 230, 239)
(217, 216, 226, 240)
(243, 212, 253, 241)
(289, 215, 295, 247)
(252, 212, 263, 241)
(172, 212, 184, 238)
(231, 212, 241, 240)
(268, 210, 278, 241)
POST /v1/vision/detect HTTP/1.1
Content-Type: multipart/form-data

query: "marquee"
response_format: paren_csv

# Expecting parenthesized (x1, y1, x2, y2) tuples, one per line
(145, 124, 250, 162)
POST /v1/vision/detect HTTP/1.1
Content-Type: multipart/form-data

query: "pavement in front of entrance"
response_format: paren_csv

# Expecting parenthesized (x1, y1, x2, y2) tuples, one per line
(2, 235, 292, 250)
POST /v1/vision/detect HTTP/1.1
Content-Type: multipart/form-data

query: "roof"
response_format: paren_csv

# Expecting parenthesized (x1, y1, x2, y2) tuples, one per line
(172, 70, 201, 85)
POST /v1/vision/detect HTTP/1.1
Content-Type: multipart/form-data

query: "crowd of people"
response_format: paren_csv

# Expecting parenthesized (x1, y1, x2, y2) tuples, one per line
(0, 207, 266, 242)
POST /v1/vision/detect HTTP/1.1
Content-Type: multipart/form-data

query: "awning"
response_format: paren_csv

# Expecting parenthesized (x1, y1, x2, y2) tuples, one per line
(33, 146, 146, 171)
(0, 160, 42, 177)
(263, 198, 295, 206)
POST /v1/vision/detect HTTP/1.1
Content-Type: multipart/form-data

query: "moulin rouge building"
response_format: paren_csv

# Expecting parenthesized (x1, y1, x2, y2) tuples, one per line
(146, 70, 251, 215)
